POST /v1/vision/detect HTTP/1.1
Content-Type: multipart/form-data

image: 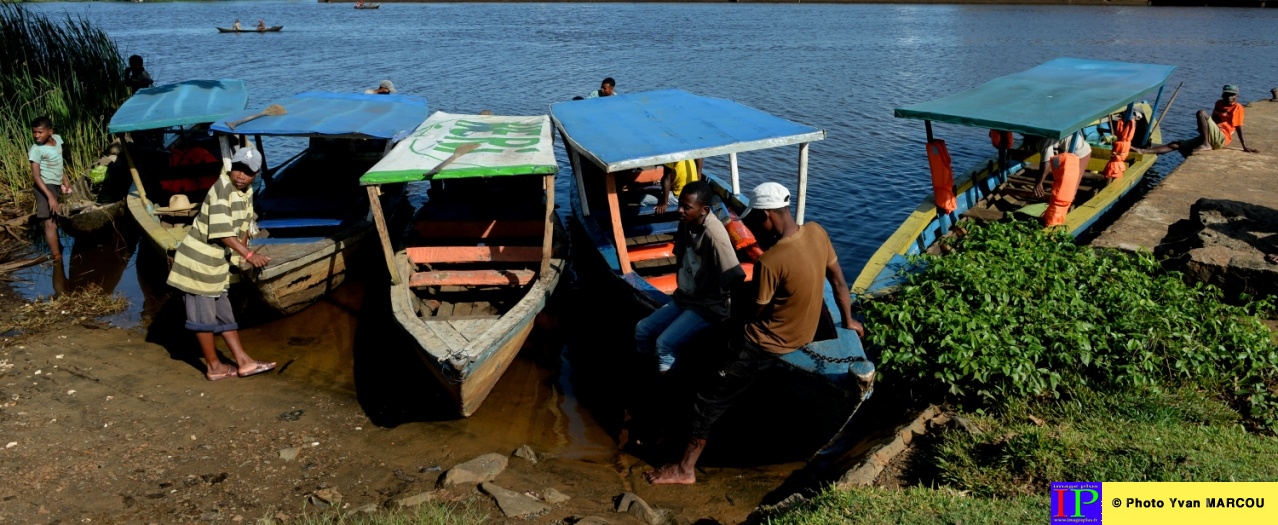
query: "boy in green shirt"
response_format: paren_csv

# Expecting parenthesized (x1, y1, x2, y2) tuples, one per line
(29, 116, 69, 260)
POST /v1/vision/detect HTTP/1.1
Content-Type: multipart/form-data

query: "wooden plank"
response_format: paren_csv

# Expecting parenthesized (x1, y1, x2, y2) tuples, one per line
(540, 174, 554, 280)
(454, 302, 474, 317)
(448, 319, 474, 334)
(414, 220, 544, 240)
(423, 321, 469, 353)
(436, 301, 455, 317)
(605, 172, 632, 274)
(367, 186, 401, 284)
(407, 246, 542, 265)
(409, 269, 536, 288)
(629, 242, 675, 262)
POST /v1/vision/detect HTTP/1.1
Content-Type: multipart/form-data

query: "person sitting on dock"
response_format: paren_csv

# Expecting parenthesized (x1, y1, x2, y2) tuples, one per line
(635, 181, 746, 375)
(585, 77, 617, 99)
(166, 146, 275, 382)
(1136, 85, 1258, 156)
(645, 182, 864, 485)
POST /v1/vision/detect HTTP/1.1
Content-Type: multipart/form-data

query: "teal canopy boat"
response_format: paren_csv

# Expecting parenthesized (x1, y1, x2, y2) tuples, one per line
(552, 90, 874, 445)
(130, 91, 428, 316)
(853, 58, 1176, 299)
(361, 111, 565, 417)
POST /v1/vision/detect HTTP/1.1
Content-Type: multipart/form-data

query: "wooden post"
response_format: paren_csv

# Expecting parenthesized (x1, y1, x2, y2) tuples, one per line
(925, 121, 934, 142)
(540, 174, 554, 280)
(729, 152, 740, 195)
(366, 185, 401, 285)
(121, 134, 151, 211)
(603, 171, 632, 274)
(254, 134, 266, 177)
(218, 135, 233, 175)
(570, 148, 590, 216)
(796, 142, 810, 225)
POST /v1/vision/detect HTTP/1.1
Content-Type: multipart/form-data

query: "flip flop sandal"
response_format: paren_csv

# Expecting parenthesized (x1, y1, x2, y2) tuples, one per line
(205, 366, 238, 381)
(239, 361, 276, 378)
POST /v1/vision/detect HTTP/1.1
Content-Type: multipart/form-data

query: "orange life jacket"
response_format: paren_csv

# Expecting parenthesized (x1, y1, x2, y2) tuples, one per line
(724, 208, 764, 261)
(1102, 117, 1135, 179)
(989, 130, 1015, 150)
(927, 139, 956, 214)
(1043, 153, 1081, 227)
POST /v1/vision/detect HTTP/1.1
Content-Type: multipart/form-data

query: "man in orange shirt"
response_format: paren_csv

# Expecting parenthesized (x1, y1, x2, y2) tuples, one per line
(1138, 85, 1258, 157)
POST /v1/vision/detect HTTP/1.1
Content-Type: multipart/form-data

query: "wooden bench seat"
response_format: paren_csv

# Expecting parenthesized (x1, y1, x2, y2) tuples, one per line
(409, 269, 535, 288)
(641, 262, 754, 294)
(629, 242, 675, 262)
(623, 221, 678, 238)
(257, 218, 345, 230)
(414, 220, 544, 240)
(407, 245, 542, 265)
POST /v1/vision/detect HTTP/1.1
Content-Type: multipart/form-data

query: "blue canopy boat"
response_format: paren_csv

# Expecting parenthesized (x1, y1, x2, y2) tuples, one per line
(853, 58, 1177, 299)
(360, 112, 565, 417)
(130, 91, 429, 315)
(72, 79, 248, 239)
(551, 90, 875, 428)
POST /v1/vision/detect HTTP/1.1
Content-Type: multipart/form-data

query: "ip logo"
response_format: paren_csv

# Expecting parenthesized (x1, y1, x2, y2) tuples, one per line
(1051, 482, 1103, 524)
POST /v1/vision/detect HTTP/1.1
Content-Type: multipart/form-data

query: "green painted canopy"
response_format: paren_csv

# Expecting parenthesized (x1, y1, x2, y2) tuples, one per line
(360, 112, 557, 185)
(894, 58, 1176, 140)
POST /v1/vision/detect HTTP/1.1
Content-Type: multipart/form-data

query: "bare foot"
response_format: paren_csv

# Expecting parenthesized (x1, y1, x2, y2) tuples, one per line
(644, 464, 695, 484)
(1266, 254, 1278, 265)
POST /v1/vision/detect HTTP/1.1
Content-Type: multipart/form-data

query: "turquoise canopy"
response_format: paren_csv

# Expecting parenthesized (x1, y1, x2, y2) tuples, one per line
(551, 89, 825, 172)
(210, 92, 428, 139)
(108, 79, 249, 133)
(894, 58, 1176, 140)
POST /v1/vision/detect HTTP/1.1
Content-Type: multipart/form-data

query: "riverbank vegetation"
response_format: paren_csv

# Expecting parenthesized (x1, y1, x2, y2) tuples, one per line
(1, 3, 129, 206)
(769, 219, 1278, 523)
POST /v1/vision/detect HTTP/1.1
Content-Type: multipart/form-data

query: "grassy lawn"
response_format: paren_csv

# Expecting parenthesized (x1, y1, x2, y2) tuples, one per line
(763, 486, 1042, 525)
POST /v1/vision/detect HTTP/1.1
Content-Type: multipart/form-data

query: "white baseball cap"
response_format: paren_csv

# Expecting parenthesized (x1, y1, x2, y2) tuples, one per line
(741, 182, 791, 218)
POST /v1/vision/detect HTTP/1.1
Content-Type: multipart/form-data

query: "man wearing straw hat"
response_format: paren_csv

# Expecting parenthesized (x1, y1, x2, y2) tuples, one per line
(166, 146, 275, 381)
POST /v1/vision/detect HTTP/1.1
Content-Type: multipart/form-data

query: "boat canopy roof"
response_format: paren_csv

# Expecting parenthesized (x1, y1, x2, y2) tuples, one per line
(108, 79, 249, 133)
(210, 92, 428, 139)
(360, 111, 557, 186)
(551, 89, 825, 172)
(894, 58, 1176, 140)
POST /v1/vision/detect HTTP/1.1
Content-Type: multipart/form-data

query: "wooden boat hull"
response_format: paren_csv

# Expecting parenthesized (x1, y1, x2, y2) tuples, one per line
(568, 169, 875, 397)
(852, 147, 1157, 298)
(57, 200, 127, 238)
(216, 26, 283, 33)
(389, 215, 568, 417)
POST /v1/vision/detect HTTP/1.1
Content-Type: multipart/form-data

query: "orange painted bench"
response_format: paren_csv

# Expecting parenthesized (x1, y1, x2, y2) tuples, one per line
(414, 220, 544, 240)
(407, 246, 542, 265)
(629, 242, 675, 262)
(409, 269, 535, 288)
(640, 262, 755, 295)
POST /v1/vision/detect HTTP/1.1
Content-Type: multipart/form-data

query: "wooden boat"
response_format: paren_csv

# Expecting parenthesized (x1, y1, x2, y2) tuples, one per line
(130, 91, 429, 316)
(57, 200, 127, 239)
(852, 58, 1177, 299)
(216, 26, 283, 33)
(354, 3, 381, 9)
(551, 89, 875, 409)
(361, 112, 565, 417)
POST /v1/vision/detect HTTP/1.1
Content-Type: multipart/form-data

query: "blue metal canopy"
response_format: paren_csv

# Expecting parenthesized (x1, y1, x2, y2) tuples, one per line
(551, 89, 825, 172)
(210, 92, 429, 139)
(108, 79, 249, 133)
(894, 58, 1176, 140)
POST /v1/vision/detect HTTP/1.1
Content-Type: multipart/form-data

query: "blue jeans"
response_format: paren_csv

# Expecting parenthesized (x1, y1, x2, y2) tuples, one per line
(635, 303, 711, 372)
(638, 192, 679, 208)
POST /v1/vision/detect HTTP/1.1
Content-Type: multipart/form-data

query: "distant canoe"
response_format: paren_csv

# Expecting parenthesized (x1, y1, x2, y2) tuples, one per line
(216, 26, 283, 33)
(355, 4, 381, 8)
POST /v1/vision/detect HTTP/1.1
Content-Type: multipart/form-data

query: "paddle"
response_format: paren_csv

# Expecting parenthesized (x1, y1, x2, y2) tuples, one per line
(226, 104, 286, 131)
(422, 142, 481, 179)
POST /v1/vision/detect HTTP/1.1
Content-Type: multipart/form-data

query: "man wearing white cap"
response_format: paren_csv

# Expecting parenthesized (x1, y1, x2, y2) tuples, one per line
(646, 181, 863, 485)
(167, 145, 275, 381)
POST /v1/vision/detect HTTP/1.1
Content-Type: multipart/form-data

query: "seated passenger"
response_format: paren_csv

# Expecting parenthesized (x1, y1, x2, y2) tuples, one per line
(634, 181, 746, 374)
(1031, 131, 1091, 198)
(640, 158, 702, 213)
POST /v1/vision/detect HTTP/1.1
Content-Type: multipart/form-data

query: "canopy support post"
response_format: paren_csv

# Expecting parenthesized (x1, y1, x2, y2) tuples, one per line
(1141, 83, 1166, 148)
(796, 142, 809, 225)
(366, 185, 401, 285)
(121, 133, 152, 213)
(218, 134, 233, 174)
(540, 174, 555, 280)
(925, 121, 934, 142)
(604, 172, 632, 274)
(729, 152, 740, 195)
(570, 148, 590, 217)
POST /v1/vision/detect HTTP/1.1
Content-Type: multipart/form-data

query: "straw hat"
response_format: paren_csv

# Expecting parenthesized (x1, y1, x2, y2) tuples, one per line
(155, 194, 197, 213)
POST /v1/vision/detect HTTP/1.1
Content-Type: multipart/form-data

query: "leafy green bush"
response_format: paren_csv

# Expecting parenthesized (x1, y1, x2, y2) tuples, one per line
(862, 220, 1278, 429)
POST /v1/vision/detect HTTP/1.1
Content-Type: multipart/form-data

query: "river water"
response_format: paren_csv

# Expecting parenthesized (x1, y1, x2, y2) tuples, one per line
(12, 1, 1278, 519)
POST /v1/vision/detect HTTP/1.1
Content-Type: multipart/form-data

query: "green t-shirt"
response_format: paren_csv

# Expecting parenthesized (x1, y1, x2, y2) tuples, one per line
(28, 134, 64, 186)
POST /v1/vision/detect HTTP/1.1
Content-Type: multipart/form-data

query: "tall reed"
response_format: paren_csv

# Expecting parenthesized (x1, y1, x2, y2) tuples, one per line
(1, 3, 129, 206)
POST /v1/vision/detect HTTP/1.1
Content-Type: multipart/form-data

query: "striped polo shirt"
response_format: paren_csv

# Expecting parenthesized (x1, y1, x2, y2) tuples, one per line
(166, 174, 255, 297)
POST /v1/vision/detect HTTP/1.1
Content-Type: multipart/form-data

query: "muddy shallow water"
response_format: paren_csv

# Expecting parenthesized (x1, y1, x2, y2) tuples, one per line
(2, 225, 857, 523)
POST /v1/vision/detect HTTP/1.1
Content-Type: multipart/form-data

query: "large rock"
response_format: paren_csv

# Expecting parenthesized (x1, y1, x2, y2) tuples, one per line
(1180, 199, 1278, 299)
(615, 492, 681, 525)
(480, 482, 549, 519)
(440, 453, 508, 486)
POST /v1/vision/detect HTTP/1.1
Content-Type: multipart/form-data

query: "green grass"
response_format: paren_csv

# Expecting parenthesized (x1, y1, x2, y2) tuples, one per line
(257, 502, 487, 525)
(762, 486, 1043, 525)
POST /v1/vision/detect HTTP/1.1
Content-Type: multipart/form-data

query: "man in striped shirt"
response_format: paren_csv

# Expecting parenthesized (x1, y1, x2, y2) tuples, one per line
(166, 146, 275, 381)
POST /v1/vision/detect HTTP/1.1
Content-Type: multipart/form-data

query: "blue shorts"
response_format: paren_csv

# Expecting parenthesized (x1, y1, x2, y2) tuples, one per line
(183, 292, 238, 333)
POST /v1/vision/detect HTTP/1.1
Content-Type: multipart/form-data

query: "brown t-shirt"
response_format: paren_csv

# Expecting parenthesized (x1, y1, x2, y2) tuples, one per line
(744, 223, 836, 354)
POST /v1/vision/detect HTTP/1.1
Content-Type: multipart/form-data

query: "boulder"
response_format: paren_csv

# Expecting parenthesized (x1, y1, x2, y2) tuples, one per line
(440, 453, 507, 486)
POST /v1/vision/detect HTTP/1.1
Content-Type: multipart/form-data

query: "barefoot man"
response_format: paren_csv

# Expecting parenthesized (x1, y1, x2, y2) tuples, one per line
(645, 182, 864, 484)
(1137, 84, 1259, 157)
(166, 146, 275, 381)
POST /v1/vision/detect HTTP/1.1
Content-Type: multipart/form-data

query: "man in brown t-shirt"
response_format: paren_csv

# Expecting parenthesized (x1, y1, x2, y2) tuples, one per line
(645, 182, 864, 485)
